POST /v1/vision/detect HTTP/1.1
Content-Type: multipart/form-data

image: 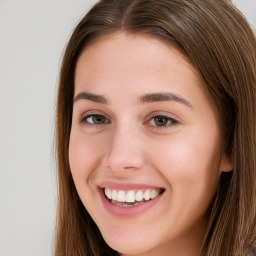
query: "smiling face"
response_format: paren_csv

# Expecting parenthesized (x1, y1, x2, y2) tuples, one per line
(69, 32, 233, 256)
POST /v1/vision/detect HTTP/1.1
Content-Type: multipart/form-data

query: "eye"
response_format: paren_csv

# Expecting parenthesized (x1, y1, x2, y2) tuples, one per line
(81, 114, 109, 125)
(149, 115, 178, 127)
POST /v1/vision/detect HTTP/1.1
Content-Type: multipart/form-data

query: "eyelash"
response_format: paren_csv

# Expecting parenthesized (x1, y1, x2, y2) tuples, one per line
(80, 113, 179, 129)
(80, 114, 110, 126)
(148, 114, 178, 129)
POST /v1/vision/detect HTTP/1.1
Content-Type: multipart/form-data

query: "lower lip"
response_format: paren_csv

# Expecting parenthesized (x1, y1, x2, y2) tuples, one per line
(98, 188, 164, 218)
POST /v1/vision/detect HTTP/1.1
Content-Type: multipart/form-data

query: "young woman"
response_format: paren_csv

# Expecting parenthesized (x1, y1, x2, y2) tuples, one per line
(54, 0, 256, 255)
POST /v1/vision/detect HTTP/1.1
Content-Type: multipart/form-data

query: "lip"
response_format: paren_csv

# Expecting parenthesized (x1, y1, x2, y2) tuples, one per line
(98, 184, 165, 218)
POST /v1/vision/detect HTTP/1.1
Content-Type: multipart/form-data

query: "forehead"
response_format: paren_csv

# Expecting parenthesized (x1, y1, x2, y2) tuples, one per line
(76, 32, 211, 105)
(75, 32, 203, 90)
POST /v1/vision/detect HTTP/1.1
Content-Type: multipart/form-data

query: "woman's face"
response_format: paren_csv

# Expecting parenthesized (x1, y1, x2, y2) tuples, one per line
(69, 32, 232, 256)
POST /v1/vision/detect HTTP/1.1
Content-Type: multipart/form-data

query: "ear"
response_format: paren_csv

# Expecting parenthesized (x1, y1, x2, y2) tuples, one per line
(220, 154, 234, 172)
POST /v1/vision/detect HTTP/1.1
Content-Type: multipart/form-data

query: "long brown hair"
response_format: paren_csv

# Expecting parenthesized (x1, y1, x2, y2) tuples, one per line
(54, 0, 256, 255)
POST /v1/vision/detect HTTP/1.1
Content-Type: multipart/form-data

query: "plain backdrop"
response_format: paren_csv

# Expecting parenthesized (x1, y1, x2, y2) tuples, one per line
(0, 1, 255, 255)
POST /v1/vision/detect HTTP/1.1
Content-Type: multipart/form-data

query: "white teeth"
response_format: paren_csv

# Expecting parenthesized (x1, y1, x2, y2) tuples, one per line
(104, 188, 162, 203)
(150, 189, 159, 199)
(111, 190, 118, 200)
(105, 188, 112, 200)
(143, 189, 151, 200)
(117, 190, 126, 202)
(135, 190, 144, 201)
(126, 191, 135, 202)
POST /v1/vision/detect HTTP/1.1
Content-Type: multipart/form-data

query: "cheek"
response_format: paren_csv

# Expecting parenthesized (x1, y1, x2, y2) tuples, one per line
(150, 134, 219, 172)
(68, 130, 109, 213)
(68, 130, 105, 180)
(147, 128, 222, 204)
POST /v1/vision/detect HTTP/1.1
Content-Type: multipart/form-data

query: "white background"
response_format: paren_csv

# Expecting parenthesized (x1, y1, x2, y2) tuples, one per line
(0, 1, 255, 255)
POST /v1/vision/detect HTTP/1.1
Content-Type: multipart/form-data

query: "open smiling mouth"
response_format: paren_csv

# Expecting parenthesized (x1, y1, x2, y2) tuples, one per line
(103, 188, 165, 207)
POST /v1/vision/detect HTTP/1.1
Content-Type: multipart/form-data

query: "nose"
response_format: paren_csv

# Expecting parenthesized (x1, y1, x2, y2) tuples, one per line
(104, 123, 145, 172)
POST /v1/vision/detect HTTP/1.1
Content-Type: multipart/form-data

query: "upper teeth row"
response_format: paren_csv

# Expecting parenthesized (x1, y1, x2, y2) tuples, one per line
(104, 188, 161, 203)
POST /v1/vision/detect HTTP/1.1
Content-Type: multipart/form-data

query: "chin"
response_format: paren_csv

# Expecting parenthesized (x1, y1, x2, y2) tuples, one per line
(101, 228, 156, 255)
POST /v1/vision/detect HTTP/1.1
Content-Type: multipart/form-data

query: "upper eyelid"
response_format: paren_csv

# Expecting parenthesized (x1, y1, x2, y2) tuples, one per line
(148, 115, 178, 126)
(149, 113, 176, 119)
(147, 111, 179, 122)
(80, 110, 110, 119)
(81, 113, 110, 122)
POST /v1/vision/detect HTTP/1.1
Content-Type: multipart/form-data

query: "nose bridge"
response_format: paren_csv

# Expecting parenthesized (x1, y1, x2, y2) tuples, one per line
(105, 120, 144, 171)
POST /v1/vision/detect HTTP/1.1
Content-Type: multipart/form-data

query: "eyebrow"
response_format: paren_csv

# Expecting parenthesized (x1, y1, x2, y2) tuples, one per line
(73, 91, 193, 109)
(140, 93, 194, 109)
(73, 92, 109, 104)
